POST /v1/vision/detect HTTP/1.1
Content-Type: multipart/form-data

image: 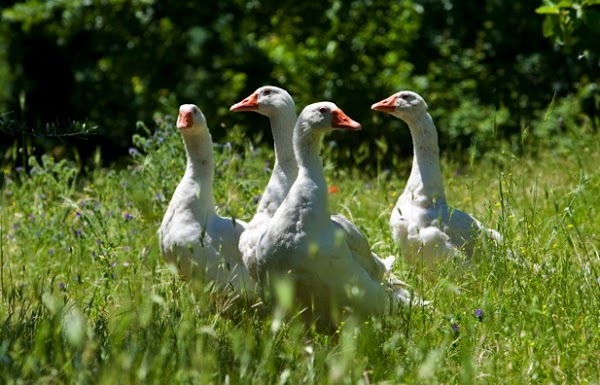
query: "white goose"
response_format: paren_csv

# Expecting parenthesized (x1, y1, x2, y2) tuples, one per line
(158, 104, 257, 299)
(252, 102, 423, 328)
(229, 86, 298, 278)
(230, 87, 385, 285)
(371, 91, 502, 266)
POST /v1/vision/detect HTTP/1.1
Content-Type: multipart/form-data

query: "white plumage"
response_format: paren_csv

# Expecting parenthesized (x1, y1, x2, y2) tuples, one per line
(251, 102, 425, 328)
(230, 86, 298, 280)
(372, 91, 503, 266)
(158, 104, 258, 299)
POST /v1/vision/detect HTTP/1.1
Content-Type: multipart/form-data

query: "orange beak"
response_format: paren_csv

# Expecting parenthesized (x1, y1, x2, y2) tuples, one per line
(230, 92, 259, 112)
(178, 110, 193, 128)
(371, 94, 397, 113)
(331, 108, 362, 131)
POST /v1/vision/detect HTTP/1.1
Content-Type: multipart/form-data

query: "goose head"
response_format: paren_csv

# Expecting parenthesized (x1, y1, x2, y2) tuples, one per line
(177, 104, 208, 135)
(230, 86, 295, 118)
(298, 102, 362, 135)
(371, 91, 428, 120)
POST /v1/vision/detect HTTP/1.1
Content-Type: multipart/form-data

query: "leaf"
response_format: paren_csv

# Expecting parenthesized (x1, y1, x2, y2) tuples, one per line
(542, 16, 558, 38)
(536, 5, 561, 14)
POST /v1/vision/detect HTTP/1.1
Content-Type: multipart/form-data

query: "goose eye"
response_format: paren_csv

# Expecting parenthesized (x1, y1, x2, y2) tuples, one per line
(263, 90, 271, 96)
(318, 106, 328, 113)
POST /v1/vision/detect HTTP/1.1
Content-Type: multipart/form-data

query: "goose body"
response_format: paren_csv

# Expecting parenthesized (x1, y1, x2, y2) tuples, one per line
(230, 86, 298, 279)
(253, 102, 421, 327)
(372, 91, 502, 265)
(158, 104, 257, 298)
(230, 87, 389, 284)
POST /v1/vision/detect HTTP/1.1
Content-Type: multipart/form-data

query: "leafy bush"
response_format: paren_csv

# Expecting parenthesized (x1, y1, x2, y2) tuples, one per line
(0, 0, 597, 172)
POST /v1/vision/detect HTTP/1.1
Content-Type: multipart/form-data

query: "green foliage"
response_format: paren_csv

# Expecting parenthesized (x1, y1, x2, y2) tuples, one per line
(1, 101, 600, 383)
(0, 0, 597, 172)
(536, 0, 600, 49)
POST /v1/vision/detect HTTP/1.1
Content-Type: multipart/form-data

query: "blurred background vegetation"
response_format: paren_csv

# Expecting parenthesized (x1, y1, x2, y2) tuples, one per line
(0, 0, 598, 171)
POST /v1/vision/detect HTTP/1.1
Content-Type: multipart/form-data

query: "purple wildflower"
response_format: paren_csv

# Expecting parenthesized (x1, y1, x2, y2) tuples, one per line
(76, 211, 82, 218)
(48, 248, 55, 255)
(75, 229, 82, 237)
(15, 166, 24, 173)
(451, 323, 460, 335)
(128, 147, 140, 157)
(58, 282, 65, 291)
(474, 308, 484, 321)
(124, 213, 134, 221)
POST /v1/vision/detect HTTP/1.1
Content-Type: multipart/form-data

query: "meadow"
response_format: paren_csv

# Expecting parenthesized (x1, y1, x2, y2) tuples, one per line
(1, 102, 599, 384)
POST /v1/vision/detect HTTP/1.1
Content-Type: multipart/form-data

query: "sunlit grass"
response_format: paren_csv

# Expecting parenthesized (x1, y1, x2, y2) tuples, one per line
(1, 111, 599, 384)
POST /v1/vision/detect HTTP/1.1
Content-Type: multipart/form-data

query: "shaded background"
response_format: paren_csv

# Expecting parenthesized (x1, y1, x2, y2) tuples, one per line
(0, 0, 598, 171)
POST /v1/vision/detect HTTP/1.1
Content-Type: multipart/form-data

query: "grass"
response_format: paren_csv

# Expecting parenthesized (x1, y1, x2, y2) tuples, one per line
(1, 109, 599, 384)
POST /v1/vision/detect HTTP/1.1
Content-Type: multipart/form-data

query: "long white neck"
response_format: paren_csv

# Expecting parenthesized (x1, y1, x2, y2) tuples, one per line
(179, 132, 216, 219)
(292, 124, 329, 213)
(402, 111, 446, 205)
(256, 107, 299, 214)
(271, 107, 298, 170)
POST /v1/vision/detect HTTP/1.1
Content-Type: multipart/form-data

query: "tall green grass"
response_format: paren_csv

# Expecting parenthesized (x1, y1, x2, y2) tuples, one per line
(1, 108, 599, 384)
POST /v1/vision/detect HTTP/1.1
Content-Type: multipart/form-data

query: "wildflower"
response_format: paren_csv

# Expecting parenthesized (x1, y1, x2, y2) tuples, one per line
(75, 229, 82, 237)
(48, 248, 55, 255)
(474, 308, 484, 321)
(58, 282, 65, 291)
(253, 194, 262, 203)
(75, 211, 82, 218)
(328, 185, 339, 194)
(124, 213, 134, 221)
(451, 323, 460, 335)
(155, 193, 163, 201)
(15, 166, 24, 173)
(128, 147, 140, 157)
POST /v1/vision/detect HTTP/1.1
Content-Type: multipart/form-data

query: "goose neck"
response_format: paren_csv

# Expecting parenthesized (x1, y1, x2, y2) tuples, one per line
(181, 133, 216, 211)
(404, 112, 446, 203)
(270, 109, 298, 168)
(294, 128, 323, 172)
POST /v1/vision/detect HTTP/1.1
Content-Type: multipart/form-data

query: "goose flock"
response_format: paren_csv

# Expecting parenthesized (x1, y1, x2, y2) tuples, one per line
(158, 87, 502, 328)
